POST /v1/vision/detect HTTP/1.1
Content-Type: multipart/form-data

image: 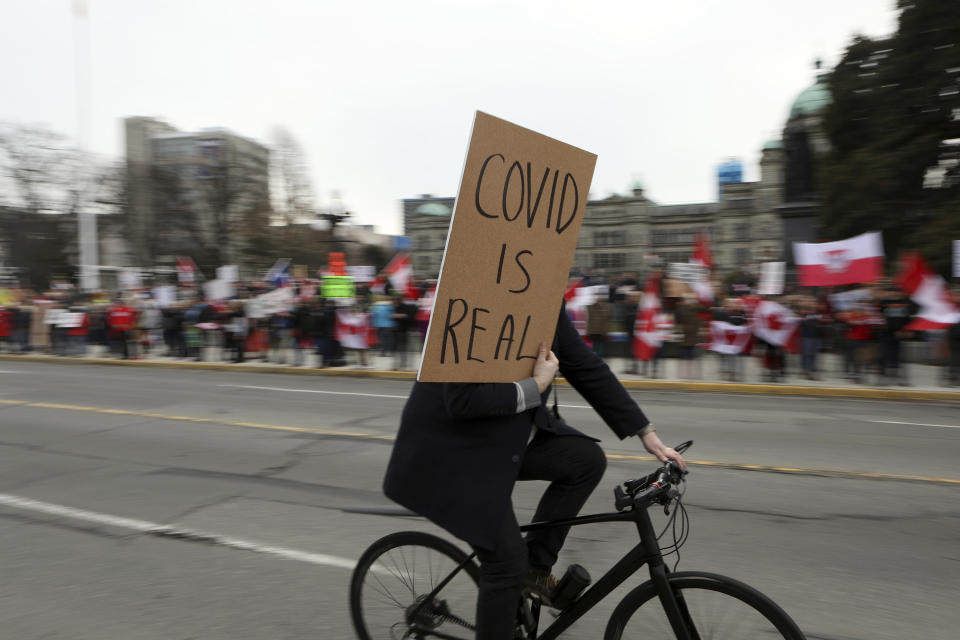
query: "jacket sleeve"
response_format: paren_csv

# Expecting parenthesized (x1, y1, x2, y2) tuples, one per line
(442, 382, 525, 421)
(555, 305, 649, 439)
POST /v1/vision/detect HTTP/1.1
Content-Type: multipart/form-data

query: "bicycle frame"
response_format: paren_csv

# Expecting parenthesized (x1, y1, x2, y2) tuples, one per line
(408, 503, 695, 640)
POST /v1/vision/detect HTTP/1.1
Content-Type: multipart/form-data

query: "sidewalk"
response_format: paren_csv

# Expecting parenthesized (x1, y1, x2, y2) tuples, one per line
(2, 345, 958, 401)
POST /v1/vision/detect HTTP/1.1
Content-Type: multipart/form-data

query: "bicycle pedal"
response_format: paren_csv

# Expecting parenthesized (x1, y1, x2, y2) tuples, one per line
(551, 564, 591, 610)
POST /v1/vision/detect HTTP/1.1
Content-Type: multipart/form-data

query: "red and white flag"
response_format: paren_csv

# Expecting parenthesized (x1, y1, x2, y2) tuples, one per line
(335, 309, 372, 349)
(793, 232, 884, 286)
(384, 253, 418, 301)
(564, 277, 584, 303)
(416, 284, 437, 325)
(690, 233, 713, 305)
(176, 257, 198, 284)
(752, 300, 800, 353)
(708, 321, 752, 355)
(895, 253, 960, 330)
(633, 276, 662, 361)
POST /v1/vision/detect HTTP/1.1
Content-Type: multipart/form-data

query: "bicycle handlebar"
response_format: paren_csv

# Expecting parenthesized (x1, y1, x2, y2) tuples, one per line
(614, 441, 691, 512)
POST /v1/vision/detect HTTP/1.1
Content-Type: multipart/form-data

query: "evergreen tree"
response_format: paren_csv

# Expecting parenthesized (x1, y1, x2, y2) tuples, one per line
(820, 0, 960, 275)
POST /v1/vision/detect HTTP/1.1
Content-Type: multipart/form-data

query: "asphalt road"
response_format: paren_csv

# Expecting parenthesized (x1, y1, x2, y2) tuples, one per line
(0, 361, 957, 639)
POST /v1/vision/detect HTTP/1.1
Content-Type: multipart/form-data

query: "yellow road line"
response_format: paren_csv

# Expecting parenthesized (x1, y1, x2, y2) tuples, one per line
(2, 398, 957, 485)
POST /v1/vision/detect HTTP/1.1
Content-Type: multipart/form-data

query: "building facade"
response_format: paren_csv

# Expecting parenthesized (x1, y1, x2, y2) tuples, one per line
(124, 117, 271, 271)
(401, 70, 833, 287)
(402, 141, 786, 282)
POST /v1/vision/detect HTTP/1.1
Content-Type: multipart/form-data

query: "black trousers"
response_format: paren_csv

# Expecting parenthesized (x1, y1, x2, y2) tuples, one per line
(469, 430, 607, 639)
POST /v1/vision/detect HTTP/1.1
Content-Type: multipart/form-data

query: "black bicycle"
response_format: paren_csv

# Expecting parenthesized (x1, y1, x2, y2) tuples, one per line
(349, 441, 806, 639)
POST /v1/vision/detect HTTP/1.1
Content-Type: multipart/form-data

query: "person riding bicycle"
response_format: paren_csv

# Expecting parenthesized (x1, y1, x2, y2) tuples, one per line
(383, 302, 686, 640)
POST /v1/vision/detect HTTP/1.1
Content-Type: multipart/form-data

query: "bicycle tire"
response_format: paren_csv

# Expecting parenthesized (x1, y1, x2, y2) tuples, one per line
(350, 531, 480, 640)
(603, 571, 805, 640)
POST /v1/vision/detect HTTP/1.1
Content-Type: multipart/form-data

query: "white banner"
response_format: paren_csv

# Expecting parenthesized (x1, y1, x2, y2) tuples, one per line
(667, 262, 706, 285)
(204, 279, 233, 302)
(757, 262, 784, 296)
(247, 287, 295, 318)
(119, 269, 142, 290)
(217, 265, 239, 283)
(346, 265, 376, 283)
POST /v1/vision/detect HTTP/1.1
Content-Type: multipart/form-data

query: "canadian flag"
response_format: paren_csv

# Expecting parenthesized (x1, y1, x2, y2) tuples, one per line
(384, 253, 418, 301)
(708, 321, 752, 355)
(335, 309, 373, 350)
(633, 276, 662, 361)
(369, 276, 387, 295)
(690, 233, 713, 305)
(416, 284, 437, 325)
(752, 300, 800, 353)
(793, 232, 884, 286)
(564, 277, 584, 303)
(895, 253, 960, 330)
(176, 257, 198, 284)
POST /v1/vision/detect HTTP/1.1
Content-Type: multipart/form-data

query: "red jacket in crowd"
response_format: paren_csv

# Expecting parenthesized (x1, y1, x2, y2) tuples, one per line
(0, 309, 12, 338)
(67, 313, 89, 337)
(107, 305, 137, 332)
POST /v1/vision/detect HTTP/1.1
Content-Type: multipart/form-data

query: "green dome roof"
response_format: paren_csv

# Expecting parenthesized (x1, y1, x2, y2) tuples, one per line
(789, 78, 831, 119)
(631, 178, 645, 191)
(416, 202, 451, 216)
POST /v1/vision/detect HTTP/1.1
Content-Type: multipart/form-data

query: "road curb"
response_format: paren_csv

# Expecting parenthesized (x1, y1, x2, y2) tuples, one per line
(2, 354, 958, 401)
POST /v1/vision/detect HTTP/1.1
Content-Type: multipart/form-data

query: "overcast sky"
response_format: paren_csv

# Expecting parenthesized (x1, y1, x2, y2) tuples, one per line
(1, 0, 897, 235)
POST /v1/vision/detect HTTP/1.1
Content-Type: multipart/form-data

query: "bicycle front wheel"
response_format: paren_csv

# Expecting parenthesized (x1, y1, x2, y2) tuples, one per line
(350, 531, 480, 640)
(604, 571, 805, 640)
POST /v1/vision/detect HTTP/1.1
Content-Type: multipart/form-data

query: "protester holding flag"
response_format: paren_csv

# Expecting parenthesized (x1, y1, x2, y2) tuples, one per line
(675, 296, 703, 379)
(632, 276, 664, 377)
(690, 232, 714, 307)
(799, 298, 824, 381)
(391, 295, 415, 371)
(710, 297, 750, 382)
(878, 288, 913, 385)
(335, 305, 371, 367)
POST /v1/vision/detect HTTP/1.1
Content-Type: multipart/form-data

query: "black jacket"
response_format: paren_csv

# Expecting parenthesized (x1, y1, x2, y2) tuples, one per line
(383, 304, 649, 551)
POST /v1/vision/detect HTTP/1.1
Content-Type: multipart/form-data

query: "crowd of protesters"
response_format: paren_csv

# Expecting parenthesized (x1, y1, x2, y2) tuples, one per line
(1, 271, 959, 387)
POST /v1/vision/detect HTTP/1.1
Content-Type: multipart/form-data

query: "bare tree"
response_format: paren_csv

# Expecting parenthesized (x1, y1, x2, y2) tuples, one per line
(270, 126, 315, 225)
(0, 122, 113, 288)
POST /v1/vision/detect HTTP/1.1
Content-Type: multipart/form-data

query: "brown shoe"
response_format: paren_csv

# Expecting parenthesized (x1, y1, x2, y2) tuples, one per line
(525, 569, 559, 607)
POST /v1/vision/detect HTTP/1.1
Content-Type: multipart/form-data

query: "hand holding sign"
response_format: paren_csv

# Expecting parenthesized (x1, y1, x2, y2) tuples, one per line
(532, 342, 559, 393)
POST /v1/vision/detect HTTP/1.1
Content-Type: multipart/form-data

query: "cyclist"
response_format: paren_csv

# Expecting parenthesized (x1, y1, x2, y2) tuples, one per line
(383, 303, 685, 640)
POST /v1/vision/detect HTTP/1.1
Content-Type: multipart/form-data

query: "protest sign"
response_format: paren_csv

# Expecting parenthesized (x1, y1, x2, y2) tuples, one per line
(204, 279, 233, 302)
(119, 269, 142, 290)
(418, 111, 597, 382)
(153, 285, 176, 308)
(247, 287, 295, 318)
(346, 265, 376, 283)
(757, 261, 785, 296)
(667, 262, 706, 286)
(217, 265, 239, 283)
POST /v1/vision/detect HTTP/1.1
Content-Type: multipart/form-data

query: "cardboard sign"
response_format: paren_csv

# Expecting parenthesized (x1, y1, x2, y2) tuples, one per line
(757, 261, 785, 296)
(418, 112, 597, 382)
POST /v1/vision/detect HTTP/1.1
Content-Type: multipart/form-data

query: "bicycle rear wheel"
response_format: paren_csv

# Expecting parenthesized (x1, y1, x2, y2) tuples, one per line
(350, 531, 480, 640)
(604, 571, 805, 639)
